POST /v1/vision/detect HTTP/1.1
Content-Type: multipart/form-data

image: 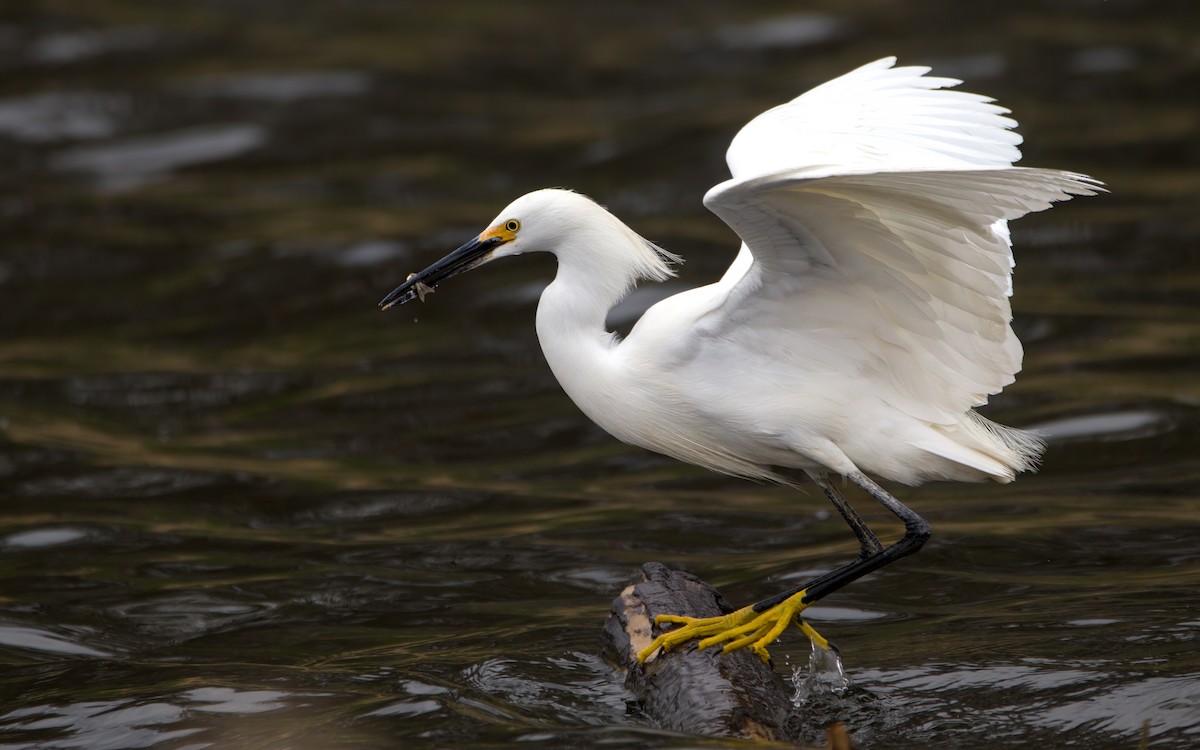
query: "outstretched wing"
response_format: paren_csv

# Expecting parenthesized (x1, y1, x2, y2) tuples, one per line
(700, 58, 1101, 427)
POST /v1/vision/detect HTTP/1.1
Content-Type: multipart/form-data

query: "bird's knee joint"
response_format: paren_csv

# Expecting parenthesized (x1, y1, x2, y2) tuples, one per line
(902, 520, 931, 551)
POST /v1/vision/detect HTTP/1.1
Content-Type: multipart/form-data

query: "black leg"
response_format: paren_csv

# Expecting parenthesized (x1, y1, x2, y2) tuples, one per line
(813, 473, 883, 559)
(752, 471, 931, 612)
(636, 470, 932, 665)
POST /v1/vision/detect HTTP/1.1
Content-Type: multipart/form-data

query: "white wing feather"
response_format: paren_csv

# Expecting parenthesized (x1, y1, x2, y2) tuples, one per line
(725, 57, 1023, 180)
(694, 58, 1102, 480)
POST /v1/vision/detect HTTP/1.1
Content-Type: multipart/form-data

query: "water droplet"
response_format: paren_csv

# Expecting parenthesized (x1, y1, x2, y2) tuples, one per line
(791, 637, 850, 706)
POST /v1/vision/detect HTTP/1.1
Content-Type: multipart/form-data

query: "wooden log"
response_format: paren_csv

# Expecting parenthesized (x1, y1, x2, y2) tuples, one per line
(600, 562, 800, 742)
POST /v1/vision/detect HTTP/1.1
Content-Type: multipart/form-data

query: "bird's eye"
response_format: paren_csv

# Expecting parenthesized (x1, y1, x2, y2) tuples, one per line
(505, 219, 520, 232)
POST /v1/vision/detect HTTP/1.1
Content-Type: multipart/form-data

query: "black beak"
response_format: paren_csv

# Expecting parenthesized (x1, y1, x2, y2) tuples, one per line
(378, 234, 507, 310)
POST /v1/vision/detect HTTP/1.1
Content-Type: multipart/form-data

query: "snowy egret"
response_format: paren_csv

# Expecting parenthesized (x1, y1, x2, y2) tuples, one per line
(379, 58, 1100, 664)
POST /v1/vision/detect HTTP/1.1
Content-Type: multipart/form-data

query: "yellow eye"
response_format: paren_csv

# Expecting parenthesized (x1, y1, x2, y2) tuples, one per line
(504, 219, 520, 233)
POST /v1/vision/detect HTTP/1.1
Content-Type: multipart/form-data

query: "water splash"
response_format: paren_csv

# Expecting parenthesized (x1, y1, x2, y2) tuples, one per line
(791, 636, 850, 706)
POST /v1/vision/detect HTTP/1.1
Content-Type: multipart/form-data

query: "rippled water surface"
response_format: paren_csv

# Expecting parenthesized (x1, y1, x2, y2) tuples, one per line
(1, 2, 1198, 748)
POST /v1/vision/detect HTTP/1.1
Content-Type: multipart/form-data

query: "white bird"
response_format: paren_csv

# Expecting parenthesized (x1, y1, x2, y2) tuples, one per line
(379, 57, 1100, 664)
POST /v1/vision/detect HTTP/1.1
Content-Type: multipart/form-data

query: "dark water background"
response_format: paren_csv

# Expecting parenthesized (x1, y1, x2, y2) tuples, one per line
(1, 1, 1198, 748)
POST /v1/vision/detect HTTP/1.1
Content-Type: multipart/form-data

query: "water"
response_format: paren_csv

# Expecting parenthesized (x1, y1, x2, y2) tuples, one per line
(792, 642, 851, 707)
(1, 1, 1198, 748)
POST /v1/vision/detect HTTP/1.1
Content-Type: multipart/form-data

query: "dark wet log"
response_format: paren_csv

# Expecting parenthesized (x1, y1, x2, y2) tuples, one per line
(600, 562, 798, 742)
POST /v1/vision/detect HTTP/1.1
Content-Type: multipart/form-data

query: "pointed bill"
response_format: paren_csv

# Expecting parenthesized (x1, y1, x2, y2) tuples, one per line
(378, 232, 509, 310)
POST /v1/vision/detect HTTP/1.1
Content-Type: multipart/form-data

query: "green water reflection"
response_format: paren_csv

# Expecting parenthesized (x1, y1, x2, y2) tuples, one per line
(1, 1, 1198, 749)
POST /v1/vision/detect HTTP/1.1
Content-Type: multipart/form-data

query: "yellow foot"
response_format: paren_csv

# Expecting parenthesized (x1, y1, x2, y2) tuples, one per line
(636, 589, 828, 665)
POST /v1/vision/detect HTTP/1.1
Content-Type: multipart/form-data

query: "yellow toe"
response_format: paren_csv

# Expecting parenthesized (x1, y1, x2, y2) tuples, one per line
(637, 590, 822, 665)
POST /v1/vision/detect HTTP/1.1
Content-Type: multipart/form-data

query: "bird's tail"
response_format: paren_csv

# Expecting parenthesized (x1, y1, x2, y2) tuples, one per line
(920, 411, 1046, 483)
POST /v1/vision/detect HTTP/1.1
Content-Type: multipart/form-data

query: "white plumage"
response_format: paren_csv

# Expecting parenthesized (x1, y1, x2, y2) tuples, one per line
(383, 56, 1101, 489)
(380, 57, 1102, 662)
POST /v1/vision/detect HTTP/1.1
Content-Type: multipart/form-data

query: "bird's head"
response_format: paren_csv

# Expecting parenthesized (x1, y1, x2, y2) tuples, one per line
(378, 189, 678, 310)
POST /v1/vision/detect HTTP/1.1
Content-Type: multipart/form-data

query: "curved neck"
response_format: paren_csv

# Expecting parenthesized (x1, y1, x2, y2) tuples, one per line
(536, 260, 619, 367)
(530, 205, 676, 433)
(534, 254, 634, 425)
